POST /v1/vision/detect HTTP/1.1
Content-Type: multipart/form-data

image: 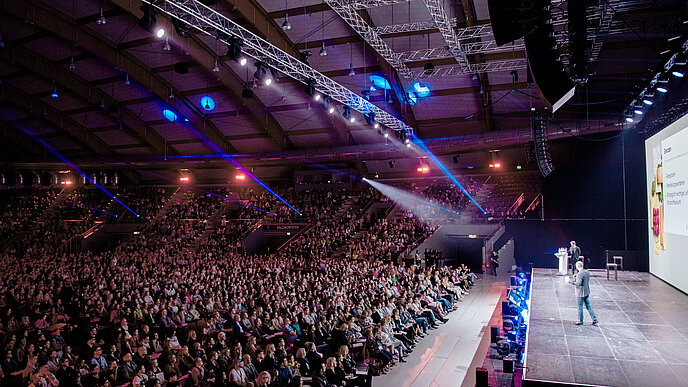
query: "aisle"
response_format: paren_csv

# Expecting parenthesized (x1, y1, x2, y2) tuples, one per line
(375, 273, 509, 387)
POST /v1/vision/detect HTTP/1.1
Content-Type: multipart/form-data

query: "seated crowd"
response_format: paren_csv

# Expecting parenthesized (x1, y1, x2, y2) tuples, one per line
(0, 185, 479, 387)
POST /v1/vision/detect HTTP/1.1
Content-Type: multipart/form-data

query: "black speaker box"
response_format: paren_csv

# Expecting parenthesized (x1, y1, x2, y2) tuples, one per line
(476, 367, 488, 387)
(503, 358, 514, 373)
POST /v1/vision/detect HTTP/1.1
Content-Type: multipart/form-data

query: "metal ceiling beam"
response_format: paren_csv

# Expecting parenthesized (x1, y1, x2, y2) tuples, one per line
(417, 58, 527, 78)
(0, 82, 114, 156)
(324, 0, 415, 80)
(144, 0, 413, 134)
(421, 0, 470, 70)
(0, 42, 172, 156)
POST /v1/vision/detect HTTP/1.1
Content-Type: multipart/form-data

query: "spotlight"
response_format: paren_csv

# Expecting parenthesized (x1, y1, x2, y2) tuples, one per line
(200, 96, 215, 111)
(404, 138, 410, 144)
(68, 57, 76, 71)
(374, 123, 379, 129)
(634, 109, 644, 115)
(342, 106, 354, 122)
(319, 41, 328, 56)
(124, 73, 131, 85)
(423, 62, 435, 75)
(269, 67, 281, 83)
(50, 86, 58, 98)
(97, 6, 107, 25)
(384, 132, 389, 138)
(323, 96, 333, 113)
(314, 94, 321, 101)
(172, 18, 189, 38)
(672, 70, 685, 77)
(304, 79, 316, 96)
(364, 111, 376, 126)
(300, 51, 312, 65)
(162, 36, 171, 51)
(282, 13, 292, 31)
(406, 142, 411, 148)
(163, 109, 177, 122)
(254, 61, 267, 82)
(625, 117, 634, 123)
(361, 90, 370, 100)
(657, 86, 668, 93)
(510, 69, 518, 83)
(212, 58, 220, 72)
(227, 37, 246, 65)
(139, 4, 158, 33)
(348, 63, 355, 77)
(643, 97, 653, 105)
(265, 78, 272, 86)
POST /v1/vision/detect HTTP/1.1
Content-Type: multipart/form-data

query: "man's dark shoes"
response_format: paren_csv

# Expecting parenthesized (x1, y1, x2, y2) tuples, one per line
(574, 322, 583, 325)
(592, 321, 599, 326)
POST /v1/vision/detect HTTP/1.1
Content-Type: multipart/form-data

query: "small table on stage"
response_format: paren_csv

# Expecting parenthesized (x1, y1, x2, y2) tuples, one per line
(554, 252, 569, 275)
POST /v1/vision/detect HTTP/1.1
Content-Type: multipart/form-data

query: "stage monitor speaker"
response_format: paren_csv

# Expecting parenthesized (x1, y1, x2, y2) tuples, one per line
(503, 358, 515, 373)
(491, 326, 500, 343)
(486, 0, 540, 46)
(476, 367, 488, 387)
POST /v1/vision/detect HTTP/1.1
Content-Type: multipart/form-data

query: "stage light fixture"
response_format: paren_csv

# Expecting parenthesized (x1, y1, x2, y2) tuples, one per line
(162, 36, 171, 51)
(361, 90, 370, 100)
(269, 67, 281, 83)
(364, 111, 376, 126)
(138, 4, 158, 33)
(313, 93, 321, 101)
(200, 96, 215, 111)
(407, 92, 417, 105)
(389, 160, 395, 168)
(404, 138, 410, 144)
(304, 79, 317, 97)
(172, 18, 189, 37)
(625, 117, 634, 123)
(254, 61, 267, 82)
(124, 73, 131, 85)
(672, 70, 685, 77)
(319, 41, 328, 56)
(643, 97, 653, 105)
(342, 105, 355, 122)
(212, 58, 220, 72)
(162, 109, 177, 122)
(348, 63, 355, 77)
(657, 86, 668, 93)
(406, 142, 411, 148)
(227, 37, 246, 65)
(50, 86, 58, 98)
(510, 69, 518, 83)
(97, 6, 107, 25)
(516, 165, 522, 170)
(282, 13, 292, 30)
(634, 109, 644, 115)
(68, 57, 76, 71)
(300, 51, 312, 65)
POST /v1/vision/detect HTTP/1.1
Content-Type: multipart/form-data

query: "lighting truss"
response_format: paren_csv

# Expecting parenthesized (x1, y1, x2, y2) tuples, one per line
(349, 0, 407, 10)
(142, 0, 413, 133)
(374, 20, 455, 35)
(421, 0, 470, 70)
(417, 58, 526, 79)
(324, 0, 415, 80)
(398, 40, 524, 62)
(589, 0, 621, 62)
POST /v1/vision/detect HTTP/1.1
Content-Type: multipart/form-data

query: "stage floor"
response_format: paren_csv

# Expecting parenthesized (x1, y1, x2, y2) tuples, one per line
(523, 268, 688, 387)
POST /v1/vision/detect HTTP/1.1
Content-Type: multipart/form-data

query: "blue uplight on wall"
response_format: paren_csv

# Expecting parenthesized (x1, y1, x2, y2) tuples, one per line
(369, 75, 391, 90)
(200, 96, 216, 111)
(412, 81, 431, 97)
(162, 109, 178, 122)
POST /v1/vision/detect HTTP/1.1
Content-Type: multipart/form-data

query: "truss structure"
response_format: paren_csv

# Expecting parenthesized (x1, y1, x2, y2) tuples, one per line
(421, 0, 470, 70)
(350, 0, 407, 9)
(143, 0, 413, 133)
(398, 40, 524, 62)
(417, 58, 527, 79)
(324, 0, 415, 80)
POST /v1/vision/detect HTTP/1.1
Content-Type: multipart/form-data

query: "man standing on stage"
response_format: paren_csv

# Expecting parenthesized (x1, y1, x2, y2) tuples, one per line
(569, 241, 581, 274)
(571, 261, 598, 325)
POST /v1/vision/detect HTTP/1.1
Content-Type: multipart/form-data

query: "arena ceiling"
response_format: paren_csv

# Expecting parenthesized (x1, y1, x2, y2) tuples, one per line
(0, 0, 686, 178)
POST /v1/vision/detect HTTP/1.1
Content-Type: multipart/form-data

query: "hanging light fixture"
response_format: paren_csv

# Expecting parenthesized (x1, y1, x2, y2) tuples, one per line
(97, 6, 107, 25)
(282, 0, 292, 30)
(162, 36, 171, 51)
(124, 73, 131, 85)
(319, 41, 328, 56)
(348, 63, 355, 77)
(168, 89, 174, 99)
(50, 85, 59, 98)
(212, 58, 220, 72)
(68, 56, 76, 71)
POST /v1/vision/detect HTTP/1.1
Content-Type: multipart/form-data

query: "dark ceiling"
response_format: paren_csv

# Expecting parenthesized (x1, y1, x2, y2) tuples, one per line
(0, 0, 685, 181)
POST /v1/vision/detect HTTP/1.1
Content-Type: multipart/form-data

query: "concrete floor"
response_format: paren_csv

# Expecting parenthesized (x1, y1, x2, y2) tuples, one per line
(375, 272, 510, 387)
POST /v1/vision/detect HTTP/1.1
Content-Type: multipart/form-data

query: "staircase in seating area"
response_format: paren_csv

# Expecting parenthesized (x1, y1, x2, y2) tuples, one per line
(147, 187, 186, 225)
(184, 199, 233, 254)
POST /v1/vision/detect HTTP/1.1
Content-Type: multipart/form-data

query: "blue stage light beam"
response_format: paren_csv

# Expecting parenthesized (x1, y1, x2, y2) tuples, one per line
(47, 192, 118, 217)
(0, 109, 140, 217)
(189, 186, 277, 216)
(410, 133, 486, 214)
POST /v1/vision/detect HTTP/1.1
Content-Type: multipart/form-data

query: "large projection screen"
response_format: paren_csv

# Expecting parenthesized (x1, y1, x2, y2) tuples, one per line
(646, 112, 688, 293)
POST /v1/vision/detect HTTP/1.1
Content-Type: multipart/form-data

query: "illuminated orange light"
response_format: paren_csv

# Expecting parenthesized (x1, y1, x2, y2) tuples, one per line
(235, 174, 246, 181)
(489, 164, 494, 168)
(65, 181, 73, 185)
(494, 163, 501, 168)
(417, 167, 423, 172)
(179, 177, 190, 182)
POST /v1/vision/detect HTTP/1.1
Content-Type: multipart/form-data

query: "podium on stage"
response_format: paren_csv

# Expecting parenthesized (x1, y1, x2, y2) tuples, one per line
(554, 248, 568, 275)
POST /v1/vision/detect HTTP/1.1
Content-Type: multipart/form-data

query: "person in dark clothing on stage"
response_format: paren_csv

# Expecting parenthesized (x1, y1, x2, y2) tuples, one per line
(570, 261, 598, 325)
(490, 251, 499, 276)
(569, 241, 582, 273)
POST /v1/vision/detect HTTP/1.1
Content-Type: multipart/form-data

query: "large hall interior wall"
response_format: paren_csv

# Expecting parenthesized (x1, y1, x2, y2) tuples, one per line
(508, 129, 648, 271)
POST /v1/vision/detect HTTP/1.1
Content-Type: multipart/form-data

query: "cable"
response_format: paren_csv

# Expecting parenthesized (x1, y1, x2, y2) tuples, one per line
(464, 89, 514, 120)
(556, 123, 623, 142)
